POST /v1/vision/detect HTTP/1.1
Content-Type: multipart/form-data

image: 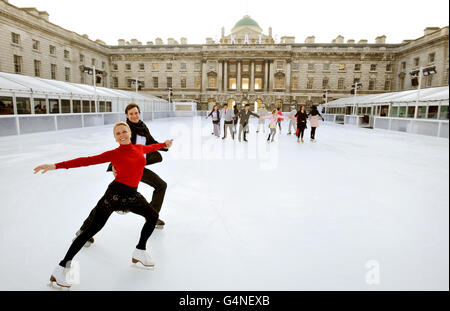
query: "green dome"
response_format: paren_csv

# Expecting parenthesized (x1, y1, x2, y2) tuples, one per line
(233, 15, 260, 28)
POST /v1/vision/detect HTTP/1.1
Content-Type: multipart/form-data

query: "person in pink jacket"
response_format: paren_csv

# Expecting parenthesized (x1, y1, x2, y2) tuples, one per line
(261, 109, 284, 142)
(308, 105, 325, 142)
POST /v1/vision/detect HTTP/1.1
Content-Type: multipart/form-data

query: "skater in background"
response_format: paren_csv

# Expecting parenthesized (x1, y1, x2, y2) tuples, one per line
(295, 105, 308, 143)
(309, 105, 325, 142)
(233, 104, 239, 133)
(276, 107, 283, 133)
(75, 103, 169, 248)
(206, 105, 221, 138)
(237, 104, 260, 142)
(261, 109, 283, 142)
(256, 104, 268, 133)
(287, 105, 297, 135)
(220, 103, 235, 140)
(34, 122, 173, 288)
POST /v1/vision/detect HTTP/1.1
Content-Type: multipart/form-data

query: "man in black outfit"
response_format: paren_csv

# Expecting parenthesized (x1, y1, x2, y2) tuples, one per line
(75, 103, 169, 246)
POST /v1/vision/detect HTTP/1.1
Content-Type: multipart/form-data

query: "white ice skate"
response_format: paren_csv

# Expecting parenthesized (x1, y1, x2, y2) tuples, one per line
(132, 248, 155, 268)
(49, 265, 72, 289)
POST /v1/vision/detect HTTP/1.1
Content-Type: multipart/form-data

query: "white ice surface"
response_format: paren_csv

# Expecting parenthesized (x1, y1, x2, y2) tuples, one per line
(0, 117, 448, 291)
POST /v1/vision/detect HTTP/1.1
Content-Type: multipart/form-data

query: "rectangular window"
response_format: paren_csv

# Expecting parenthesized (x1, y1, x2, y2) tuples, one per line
(61, 100, 71, 113)
(0, 96, 14, 115)
(166, 63, 172, 70)
(125, 63, 131, 71)
(323, 63, 330, 71)
(338, 78, 345, 89)
(386, 63, 392, 72)
(277, 61, 284, 70)
(32, 39, 40, 51)
(34, 98, 47, 114)
(417, 106, 427, 118)
(384, 80, 391, 91)
(414, 57, 420, 67)
(195, 77, 201, 89)
(113, 64, 118, 71)
(138, 78, 145, 88)
(241, 78, 249, 90)
(229, 78, 237, 89)
(229, 64, 236, 72)
(152, 63, 159, 71)
(49, 99, 59, 114)
(391, 106, 399, 118)
(242, 64, 249, 72)
(426, 75, 433, 87)
(209, 62, 217, 71)
(51, 64, 57, 79)
(307, 77, 313, 89)
(439, 106, 449, 120)
(92, 58, 97, 66)
(338, 64, 346, 71)
(370, 64, 377, 71)
(256, 64, 263, 72)
(153, 77, 159, 88)
(369, 79, 376, 90)
(113, 77, 119, 88)
(16, 97, 31, 114)
(209, 76, 217, 88)
(427, 106, 438, 119)
(49, 45, 56, 55)
(291, 77, 298, 89)
(308, 63, 315, 71)
(401, 62, 406, 70)
(428, 53, 435, 63)
(399, 106, 407, 118)
(34, 60, 41, 77)
(72, 100, 81, 113)
(64, 50, 70, 59)
(255, 78, 263, 90)
(407, 106, 415, 118)
(127, 78, 132, 88)
(194, 63, 201, 71)
(11, 32, 20, 44)
(181, 77, 187, 88)
(80, 54, 85, 63)
(82, 101, 90, 113)
(354, 64, 361, 71)
(180, 63, 187, 70)
(322, 77, 329, 89)
(139, 63, 145, 71)
(167, 77, 172, 88)
(65, 67, 71, 82)
(14, 55, 22, 73)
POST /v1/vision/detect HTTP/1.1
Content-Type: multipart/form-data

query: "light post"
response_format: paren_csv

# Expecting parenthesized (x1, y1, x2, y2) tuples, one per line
(81, 65, 103, 112)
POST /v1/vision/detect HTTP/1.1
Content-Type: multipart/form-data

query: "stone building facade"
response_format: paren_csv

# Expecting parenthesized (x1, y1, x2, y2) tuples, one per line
(0, 0, 448, 111)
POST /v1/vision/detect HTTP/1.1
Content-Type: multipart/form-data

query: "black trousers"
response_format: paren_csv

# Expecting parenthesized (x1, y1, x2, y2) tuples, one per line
(311, 127, 317, 139)
(297, 127, 306, 139)
(60, 181, 159, 267)
(80, 168, 167, 232)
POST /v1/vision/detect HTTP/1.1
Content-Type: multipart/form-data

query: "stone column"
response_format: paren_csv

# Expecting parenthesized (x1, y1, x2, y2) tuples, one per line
(201, 59, 207, 92)
(268, 61, 274, 92)
(250, 61, 255, 92)
(237, 60, 241, 92)
(218, 60, 223, 92)
(264, 60, 269, 93)
(224, 60, 228, 91)
(286, 59, 291, 93)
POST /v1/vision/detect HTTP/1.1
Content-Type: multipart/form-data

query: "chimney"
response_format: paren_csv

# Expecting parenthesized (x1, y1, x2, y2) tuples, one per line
(118, 39, 125, 45)
(130, 39, 140, 45)
(82, 34, 89, 39)
(167, 38, 178, 45)
(347, 39, 355, 43)
(206, 37, 214, 44)
(424, 27, 440, 36)
(281, 36, 295, 44)
(95, 39, 106, 45)
(333, 35, 344, 43)
(221, 27, 225, 38)
(375, 35, 386, 44)
(155, 38, 163, 45)
(180, 37, 187, 45)
(269, 27, 272, 37)
(358, 39, 368, 44)
(146, 41, 153, 45)
(305, 36, 315, 43)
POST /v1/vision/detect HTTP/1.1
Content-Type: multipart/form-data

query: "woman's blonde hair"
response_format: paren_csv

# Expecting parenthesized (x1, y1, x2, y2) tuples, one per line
(113, 122, 131, 134)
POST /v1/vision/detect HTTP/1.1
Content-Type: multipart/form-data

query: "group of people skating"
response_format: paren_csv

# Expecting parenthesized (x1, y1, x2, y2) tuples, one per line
(34, 103, 172, 289)
(207, 103, 325, 143)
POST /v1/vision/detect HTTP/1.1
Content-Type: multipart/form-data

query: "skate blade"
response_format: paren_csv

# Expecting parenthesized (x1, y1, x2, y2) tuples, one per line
(155, 225, 164, 229)
(48, 276, 71, 290)
(131, 259, 155, 270)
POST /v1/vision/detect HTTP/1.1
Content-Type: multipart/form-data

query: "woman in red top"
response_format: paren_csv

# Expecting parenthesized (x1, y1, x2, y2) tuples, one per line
(34, 122, 173, 288)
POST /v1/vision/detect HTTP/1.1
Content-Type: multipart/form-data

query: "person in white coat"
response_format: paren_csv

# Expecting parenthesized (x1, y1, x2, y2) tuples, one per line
(220, 103, 235, 140)
(287, 105, 297, 135)
(256, 104, 268, 134)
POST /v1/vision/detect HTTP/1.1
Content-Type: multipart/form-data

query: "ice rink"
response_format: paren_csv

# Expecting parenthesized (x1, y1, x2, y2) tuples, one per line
(0, 117, 448, 291)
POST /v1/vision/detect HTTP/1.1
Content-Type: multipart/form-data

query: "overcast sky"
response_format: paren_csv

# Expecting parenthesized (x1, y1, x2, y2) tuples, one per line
(10, 0, 449, 45)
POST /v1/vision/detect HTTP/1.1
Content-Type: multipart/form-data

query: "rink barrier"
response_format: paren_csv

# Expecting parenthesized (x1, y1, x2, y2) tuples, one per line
(0, 111, 207, 137)
(323, 114, 449, 138)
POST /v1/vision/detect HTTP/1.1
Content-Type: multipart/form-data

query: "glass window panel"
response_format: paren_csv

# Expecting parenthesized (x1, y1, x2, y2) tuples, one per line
(391, 106, 399, 117)
(417, 106, 427, 119)
(399, 106, 406, 118)
(73, 100, 81, 113)
(229, 78, 237, 89)
(380, 105, 389, 117)
(16, 97, 31, 114)
(0, 97, 14, 115)
(99, 101, 106, 112)
(61, 100, 71, 113)
(106, 102, 112, 112)
(34, 98, 47, 114)
(49, 99, 59, 114)
(426, 106, 438, 119)
(407, 106, 415, 118)
(90, 101, 96, 113)
(255, 78, 263, 90)
(242, 78, 249, 90)
(82, 101, 90, 113)
(439, 106, 449, 120)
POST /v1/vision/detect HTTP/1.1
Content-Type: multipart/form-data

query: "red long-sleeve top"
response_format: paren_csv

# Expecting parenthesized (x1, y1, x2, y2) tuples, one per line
(55, 143, 167, 187)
